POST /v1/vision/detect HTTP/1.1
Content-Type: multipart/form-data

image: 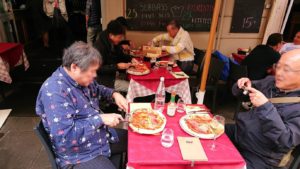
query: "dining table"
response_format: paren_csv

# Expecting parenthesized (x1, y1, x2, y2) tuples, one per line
(126, 57, 192, 104)
(0, 42, 29, 83)
(126, 103, 246, 169)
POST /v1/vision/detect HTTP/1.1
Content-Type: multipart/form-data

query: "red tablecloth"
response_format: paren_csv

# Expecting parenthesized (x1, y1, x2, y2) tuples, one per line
(0, 43, 29, 83)
(232, 53, 246, 64)
(128, 63, 186, 92)
(0, 43, 24, 67)
(127, 104, 246, 169)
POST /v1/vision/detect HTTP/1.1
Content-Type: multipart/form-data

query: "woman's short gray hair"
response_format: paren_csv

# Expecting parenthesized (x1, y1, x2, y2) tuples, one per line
(62, 41, 102, 71)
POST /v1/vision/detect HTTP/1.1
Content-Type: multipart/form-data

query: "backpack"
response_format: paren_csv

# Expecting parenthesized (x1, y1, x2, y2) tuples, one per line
(213, 50, 230, 81)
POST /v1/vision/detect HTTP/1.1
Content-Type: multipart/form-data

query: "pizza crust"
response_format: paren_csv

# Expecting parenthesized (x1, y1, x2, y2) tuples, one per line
(127, 66, 150, 76)
(179, 114, 224, 139)
(129, 109, 167, 134)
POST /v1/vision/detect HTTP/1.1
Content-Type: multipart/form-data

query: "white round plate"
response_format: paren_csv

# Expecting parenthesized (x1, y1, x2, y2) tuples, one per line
(129, 109, 167, 135)
(179, 114, 224, 139)
(127, 67, 150, 76)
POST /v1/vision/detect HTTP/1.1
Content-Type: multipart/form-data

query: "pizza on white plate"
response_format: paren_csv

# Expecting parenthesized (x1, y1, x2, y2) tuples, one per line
(156, 61, 168, 67)
(180, 114, 224, 139)
(146, 53, 160, 58)
(130, 50, 144, 57)
(129, 108, 167, 134)
(127, 63, 150, 75)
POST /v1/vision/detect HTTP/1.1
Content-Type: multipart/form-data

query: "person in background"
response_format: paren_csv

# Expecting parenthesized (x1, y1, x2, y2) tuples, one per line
(36, 42, 128, 169)
(280, 31, 300, 54)
(26, 0, 52, 48)
(94, 20, 137, 92)
(227, 49, 300, 169)
(242, 33, 283, 80)
(115, 16, 135, 51)
(86, 0, 101, 44)
(66, 0, 87, 42)
(150, 20, 195, 74)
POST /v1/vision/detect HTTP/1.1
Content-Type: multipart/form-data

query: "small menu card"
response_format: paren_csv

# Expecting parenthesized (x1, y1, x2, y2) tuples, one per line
(177, 137, 208, 162)
(130, 103, 152, 112)
(170, 71, 189, 79)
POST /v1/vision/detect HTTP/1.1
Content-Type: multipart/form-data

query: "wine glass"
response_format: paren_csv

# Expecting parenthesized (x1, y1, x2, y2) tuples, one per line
(139, 55, 145, 64)
(161, 128, 174, 148)
(176, 98, 185, 113)
(209, 115, 225, 151)
(121, 113, 131, 130)
(150, 57, 157, 69)
(167, 58, 175, 71)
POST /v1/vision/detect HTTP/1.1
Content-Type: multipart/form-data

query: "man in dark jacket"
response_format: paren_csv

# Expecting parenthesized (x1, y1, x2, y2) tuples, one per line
(242, 33, 283, 80)
(227, 49, 300, 169)
(94, 20, 137, 91)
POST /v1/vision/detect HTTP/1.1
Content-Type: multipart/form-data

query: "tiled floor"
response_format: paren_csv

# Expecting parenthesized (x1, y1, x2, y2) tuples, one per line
(0, 117, 51, 169)
(0, 83, 237, 169)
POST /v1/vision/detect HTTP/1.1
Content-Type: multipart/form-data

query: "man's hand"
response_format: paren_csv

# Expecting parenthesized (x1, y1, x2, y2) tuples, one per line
(100, 113, 124, 127)
(117, 63, 131, 69)
(112, 92, 128, 112)
(237, 77, 252, 89)
(246, 87, 269, 107)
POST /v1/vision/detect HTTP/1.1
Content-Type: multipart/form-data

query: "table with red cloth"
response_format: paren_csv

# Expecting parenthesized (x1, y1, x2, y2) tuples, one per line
(231, 53, 247, 64)
(126, 63, 191, 104)
(127, 104, 246, 169)
(0, 43, 29, 83)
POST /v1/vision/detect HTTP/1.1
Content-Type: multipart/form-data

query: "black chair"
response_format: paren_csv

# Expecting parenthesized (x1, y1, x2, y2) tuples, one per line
(0, 82, 6, 102)
(228, 61, 248, 83)
(289, 145, 300, 169)
(205, 57, 225, 113)
(34, 121, 59, 169)
(0, 88, 5, 101)
(190, 57, 225, 113)
(228, 61, 248, 118)
(189, 48, 205, 103)
(34, 121, 126, 169)
(190, 48, 205, 77)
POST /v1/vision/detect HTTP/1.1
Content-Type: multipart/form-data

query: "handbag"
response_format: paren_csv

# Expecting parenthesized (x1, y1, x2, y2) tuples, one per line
(52, 0, 68, 29)
(43, 0, 68, 21)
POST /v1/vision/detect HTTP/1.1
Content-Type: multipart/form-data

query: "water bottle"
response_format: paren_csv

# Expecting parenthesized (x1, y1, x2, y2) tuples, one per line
(154, 77, 165, 113)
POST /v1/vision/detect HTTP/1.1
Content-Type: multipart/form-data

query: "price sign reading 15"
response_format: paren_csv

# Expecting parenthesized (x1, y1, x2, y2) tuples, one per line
(242, 17, 257, 29)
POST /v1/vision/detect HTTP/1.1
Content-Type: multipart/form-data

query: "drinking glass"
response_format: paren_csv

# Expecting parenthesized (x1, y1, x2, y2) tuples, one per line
(167, 58, 175, 72)
(161, 128, 174, 148)
(209, 115, 225, 151)
(150, 57, 157, 69)
(176, 99, 185, 113)
(140, 55, 145, 64)
(121, 113, 131, 130)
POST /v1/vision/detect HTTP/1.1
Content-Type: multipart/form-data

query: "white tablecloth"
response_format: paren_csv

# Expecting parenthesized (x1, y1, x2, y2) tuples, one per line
(126, 79, 191, 104)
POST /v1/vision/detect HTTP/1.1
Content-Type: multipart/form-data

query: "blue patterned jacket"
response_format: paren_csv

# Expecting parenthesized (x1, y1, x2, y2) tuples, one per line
(36, 67, 118, 167)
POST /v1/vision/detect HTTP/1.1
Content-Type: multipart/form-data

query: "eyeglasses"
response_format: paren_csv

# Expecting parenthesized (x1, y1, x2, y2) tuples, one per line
(273, 64, 300, 73)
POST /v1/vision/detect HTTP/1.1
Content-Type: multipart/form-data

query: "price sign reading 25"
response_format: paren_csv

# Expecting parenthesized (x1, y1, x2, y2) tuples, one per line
(242, 17, 257, 29)
(127, 8, 138, 18)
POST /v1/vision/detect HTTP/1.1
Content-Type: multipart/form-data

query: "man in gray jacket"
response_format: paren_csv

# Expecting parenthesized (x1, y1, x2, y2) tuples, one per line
(226, 49, 300, 169)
